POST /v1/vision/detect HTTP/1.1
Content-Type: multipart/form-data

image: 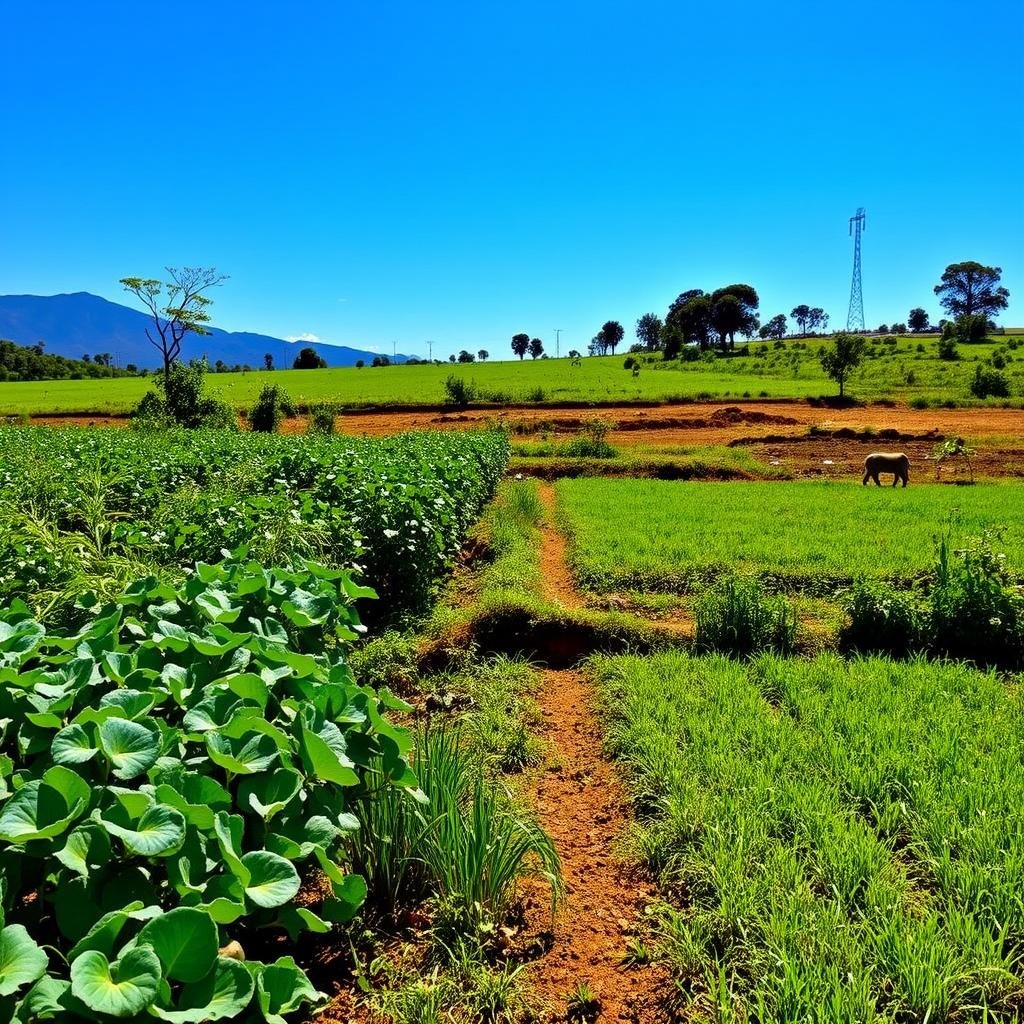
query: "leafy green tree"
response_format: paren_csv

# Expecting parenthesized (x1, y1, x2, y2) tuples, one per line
(635, 313, 663, 352)
(529, 337, 544, 359)
(599, 320, 624, 354)
(877, 324, 890, 334)
(759, 313, 787, 340)
(934, 261, 1010, 320)
(820, 333, 866, 398)
(511, 333, 530, 359)
(457, 349, 475, 363)
(121, 267, 228, 377)
(293, 346, 327, 369)
(806, 307, 826, 334)
(711, 285, 759, 349)
(891, 322, 908, 335)
(667, 290, 713, 350)
(477, 349, 489, 361)
(371, 355, 390, 367)
(908, 307, 929, 332)
(264, 352, 274, 370)
(955, 313, 989, 344)
(791, 304, 811, 336)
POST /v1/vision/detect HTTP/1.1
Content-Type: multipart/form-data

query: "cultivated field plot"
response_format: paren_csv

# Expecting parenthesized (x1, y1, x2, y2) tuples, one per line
(1, 334, 1022, 415)
(594, 651, 1024, 1020)
(557, 479, 1024, 592)
(0, 427, 507, 620)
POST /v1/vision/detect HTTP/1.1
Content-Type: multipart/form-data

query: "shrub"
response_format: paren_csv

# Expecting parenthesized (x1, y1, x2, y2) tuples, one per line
(955, 313, 989, 345)
(969, 364, 1010, 399)
(443, 375, 478, 409)
(525, 386, 547, 403)
(694, 577, 796, 657)
(132, 361, 237, 430)
(307, 403, 337, 435)
(840, 580, 923, 656)
(929, 532, 1024, 667)
(991, 350, 1007, 369)
(0, 557, 414, 1022)
(249, 384, 295, 432)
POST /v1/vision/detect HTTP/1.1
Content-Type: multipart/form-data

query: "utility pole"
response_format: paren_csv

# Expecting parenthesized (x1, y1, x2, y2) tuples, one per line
(426, 340, 433, 362)
(392, 340, 397, 361)
(847, 207, 866, 332)
(554, 329, 564, 358)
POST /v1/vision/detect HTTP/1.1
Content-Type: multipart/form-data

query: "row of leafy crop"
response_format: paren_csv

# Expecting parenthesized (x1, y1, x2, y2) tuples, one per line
(0, 554, 560, 1022)
(0, 427, 508, 623)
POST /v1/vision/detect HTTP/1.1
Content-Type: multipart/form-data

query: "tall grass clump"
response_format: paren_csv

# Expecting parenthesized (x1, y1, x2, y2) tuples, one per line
(347, 727, 561, 930)
(694, 576, 796, 656)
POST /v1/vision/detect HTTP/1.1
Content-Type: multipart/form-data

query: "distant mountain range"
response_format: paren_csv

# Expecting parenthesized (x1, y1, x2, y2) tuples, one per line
(0, 292, 407, 369)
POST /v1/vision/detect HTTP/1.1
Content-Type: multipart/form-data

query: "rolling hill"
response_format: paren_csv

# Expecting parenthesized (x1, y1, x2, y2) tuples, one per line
(0, 292, 406, 369)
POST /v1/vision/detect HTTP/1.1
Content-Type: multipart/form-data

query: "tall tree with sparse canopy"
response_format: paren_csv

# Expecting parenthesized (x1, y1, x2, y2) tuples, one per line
(477, 349, 489, 362)
(934, 262, 1010, 321)
(529, 337, 544, 359)
(820, 332, 866, 398)
(791, 304, 811, 336)
(759, 313, 787, 340)
(710, 285, 759, 349)
(120, 267, 228, 376)
(635, 313, 663, 352)
(511, 333, 529, 360)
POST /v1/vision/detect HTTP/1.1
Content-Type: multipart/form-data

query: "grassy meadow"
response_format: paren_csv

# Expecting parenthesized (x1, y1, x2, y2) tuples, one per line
(1, 333, 1022, 414)
(594, 651, 1024, 1019)
(557, 479, 1024, 592)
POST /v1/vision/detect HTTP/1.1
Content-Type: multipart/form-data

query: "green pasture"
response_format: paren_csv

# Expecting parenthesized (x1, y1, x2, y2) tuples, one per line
(557, 478, 1024, 592)
(0, 333, 1022, 414)
(594, 651, 1024, 1019)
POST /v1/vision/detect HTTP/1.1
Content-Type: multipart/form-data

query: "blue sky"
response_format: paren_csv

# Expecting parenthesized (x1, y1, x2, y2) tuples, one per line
(2, 1, 1021, 359)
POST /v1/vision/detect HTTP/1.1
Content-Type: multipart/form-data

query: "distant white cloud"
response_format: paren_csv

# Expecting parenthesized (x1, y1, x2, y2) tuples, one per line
(285, 332, 321, 343)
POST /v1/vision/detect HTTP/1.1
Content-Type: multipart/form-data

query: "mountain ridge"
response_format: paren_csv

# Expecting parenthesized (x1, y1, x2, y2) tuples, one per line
(0, 292, 407, 369)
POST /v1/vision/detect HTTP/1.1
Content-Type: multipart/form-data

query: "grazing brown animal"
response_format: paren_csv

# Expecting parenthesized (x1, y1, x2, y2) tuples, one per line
(863, 451, 909, 487)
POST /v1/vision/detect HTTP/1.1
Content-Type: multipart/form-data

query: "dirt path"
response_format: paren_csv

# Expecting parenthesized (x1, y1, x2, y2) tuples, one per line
(522, 485, 668, 1021)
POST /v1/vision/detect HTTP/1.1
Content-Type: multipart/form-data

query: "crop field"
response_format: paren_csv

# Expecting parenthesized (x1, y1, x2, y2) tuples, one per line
(1, 334, 1022, 415)
(593, 651, 1024, 1019)
(0, 427, 508, 621)
(557, 479, 1024, 592)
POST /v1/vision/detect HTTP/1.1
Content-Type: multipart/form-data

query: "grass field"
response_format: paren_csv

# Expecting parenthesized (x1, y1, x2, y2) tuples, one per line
(594, 651, 1024, 1019)
(1, 334, 1022, 414)
(557, 479, 1024, 591)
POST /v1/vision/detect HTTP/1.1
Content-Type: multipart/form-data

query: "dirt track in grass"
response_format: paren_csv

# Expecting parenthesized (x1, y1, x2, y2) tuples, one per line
(517, 484, 669, 1021)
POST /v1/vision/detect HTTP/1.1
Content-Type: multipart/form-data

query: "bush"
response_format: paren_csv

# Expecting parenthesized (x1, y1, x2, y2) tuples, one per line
(969, 364, 1011, 399)
(929, 532, 1024, 667)
(249, 384, 295, 432)
(694, 577, 796, 657)
(937, 334, 959, 361)
(307, 403, 337, 435)
(443, 375, 478, 409)
(131, 362, 237, 430)
(955, 313, 989, 345)
(840, 580, 923, 656)
(525, 386, 547, 403)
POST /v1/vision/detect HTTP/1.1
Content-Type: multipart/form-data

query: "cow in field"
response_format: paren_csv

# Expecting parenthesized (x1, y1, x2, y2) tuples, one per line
(863, 452, 909, 487)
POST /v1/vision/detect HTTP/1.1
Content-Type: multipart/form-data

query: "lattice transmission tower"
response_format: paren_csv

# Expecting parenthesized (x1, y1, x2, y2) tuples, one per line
(846, 207, 866, 331)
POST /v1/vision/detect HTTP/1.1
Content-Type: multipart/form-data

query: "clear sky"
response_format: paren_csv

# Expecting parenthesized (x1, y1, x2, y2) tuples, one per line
(2, 1, 1021, 359)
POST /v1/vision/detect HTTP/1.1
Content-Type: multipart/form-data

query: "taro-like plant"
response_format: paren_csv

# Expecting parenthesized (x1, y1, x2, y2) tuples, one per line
(0, 555, 419, 1021)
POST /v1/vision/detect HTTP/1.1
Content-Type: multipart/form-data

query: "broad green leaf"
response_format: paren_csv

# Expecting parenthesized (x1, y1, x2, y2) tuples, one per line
(240, 851, 301, 909)
(70, 945, 161, 1017)
(299, 727, 358, 787)
(137, 907, 217, 983)
(12, 974, 70, 1021)
(278, 906, 331, 941)
(255, 956, 321, 1024)
(98, 718, 160, 780)
(98, 687, 153, 719)
(52, 723, 98, 765)
(280, 588, 334, 628)
(149, 956, 254, 1022)
(222, 672, 269, 709)
(68, 903, 143, 960)
(206, 732, 277, 775)
(100, 804, 185, 856)
(55, 823, 111, 878)
(213, 812, 250, 886)
(42, 764, 91, 810)
(182, 693, 239, 733)
(0, 780, 84, 843)
(0, 925, 47, 998)
(238, 768, 300, 821)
